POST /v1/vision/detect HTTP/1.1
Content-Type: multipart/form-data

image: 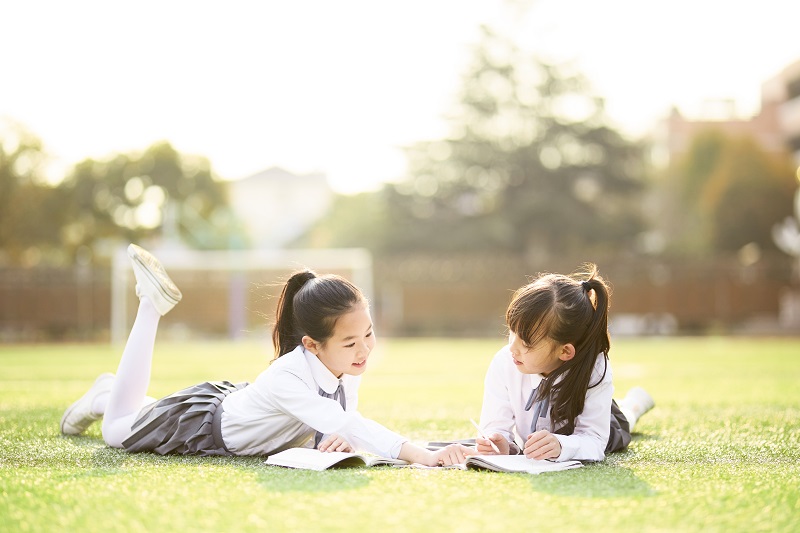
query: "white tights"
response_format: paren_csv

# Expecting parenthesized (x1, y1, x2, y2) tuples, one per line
(101, 297, 159, 448)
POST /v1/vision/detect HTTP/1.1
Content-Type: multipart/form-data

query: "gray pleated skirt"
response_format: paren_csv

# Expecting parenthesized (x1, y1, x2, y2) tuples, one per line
(122, 380, 248, 456)
(605, 399, 631, 453)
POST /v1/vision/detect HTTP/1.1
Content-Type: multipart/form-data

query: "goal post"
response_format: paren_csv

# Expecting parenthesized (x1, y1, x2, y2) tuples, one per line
(110, 247, 374, 344)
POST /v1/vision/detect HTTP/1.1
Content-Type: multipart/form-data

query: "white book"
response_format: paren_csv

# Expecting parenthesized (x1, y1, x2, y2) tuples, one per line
(461, 454, 583, 474)
(265, 448, 408, 471)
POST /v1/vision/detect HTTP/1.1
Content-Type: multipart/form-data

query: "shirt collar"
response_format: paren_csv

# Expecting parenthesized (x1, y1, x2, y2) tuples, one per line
(303, 347, 340, 394)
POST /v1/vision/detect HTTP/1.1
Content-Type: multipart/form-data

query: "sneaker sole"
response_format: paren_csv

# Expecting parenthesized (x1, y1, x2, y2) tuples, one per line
(60, 397, 98, 435)
(60, 373, 113, 435)
(127, 245, 182, 305)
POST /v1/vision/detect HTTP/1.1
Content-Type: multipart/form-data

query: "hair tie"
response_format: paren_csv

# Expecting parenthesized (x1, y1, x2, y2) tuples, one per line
(582, 281, 591, 292)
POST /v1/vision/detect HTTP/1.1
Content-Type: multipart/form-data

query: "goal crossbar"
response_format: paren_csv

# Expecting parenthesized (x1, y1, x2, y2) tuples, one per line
(111, 247, 373, 344)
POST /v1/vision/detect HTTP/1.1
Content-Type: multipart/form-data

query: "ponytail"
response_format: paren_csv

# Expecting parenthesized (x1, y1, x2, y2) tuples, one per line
(271, 269, 367, 359)
(272, 270, 317, 359)
(579, 270, 611, 369)
(506, 263, 611, 431)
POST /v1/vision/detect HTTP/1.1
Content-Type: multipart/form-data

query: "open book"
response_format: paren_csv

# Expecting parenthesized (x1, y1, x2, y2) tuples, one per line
(265, 447, 582, 473)
(265, 448, 408, 471)
(461, 454, 582, 474)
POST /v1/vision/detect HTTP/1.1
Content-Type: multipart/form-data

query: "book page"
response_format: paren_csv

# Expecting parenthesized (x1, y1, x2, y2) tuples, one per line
(265, 448, 367, 470)
(466, 454, 582, 474)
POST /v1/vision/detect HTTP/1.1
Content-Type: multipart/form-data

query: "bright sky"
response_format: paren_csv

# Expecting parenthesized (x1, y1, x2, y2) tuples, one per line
(3, 0, 800, 194)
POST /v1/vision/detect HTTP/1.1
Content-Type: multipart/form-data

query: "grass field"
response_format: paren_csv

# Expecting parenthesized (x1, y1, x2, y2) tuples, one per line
(1, 337, 799, 532)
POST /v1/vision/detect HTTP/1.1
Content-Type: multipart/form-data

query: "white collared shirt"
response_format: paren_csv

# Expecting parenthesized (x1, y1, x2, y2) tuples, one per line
(479, 344, 613, 462)
(219, 345, 407, 457)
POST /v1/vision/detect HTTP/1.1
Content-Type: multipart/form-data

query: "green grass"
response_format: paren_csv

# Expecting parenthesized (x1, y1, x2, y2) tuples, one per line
(1, 337, 799, 532)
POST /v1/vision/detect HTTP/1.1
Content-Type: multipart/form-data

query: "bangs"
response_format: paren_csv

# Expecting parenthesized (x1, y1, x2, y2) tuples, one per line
(506, 290, 557, 347)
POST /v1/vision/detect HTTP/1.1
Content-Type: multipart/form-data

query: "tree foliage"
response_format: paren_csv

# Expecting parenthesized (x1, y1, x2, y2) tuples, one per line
(61, 141, 234, 256)
(293, 190, 391, 251)
(668, 130, 797, 254)
(0, 125, 68, 264)
(0, 132, 234, 265)
(379, 26, 647, 256)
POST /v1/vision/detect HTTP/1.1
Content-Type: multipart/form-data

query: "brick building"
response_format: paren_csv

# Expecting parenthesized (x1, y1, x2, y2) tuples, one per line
(762, 58, 800, 163)
(652, 57, 800, 166)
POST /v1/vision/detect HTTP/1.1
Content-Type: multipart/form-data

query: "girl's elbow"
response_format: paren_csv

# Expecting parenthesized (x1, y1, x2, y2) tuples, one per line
(574, 443, 606, 463)
(590, 438, 608, 462)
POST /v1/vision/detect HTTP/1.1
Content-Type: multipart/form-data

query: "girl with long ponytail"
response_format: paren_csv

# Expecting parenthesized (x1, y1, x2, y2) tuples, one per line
(475, 263, 655, 461)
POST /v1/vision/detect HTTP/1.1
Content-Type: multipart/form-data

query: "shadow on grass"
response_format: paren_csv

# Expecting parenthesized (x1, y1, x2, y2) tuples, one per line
(630, 431, 660, 441)
(523, 433, 659, 498)
(73, 438, 372, 494)
(526, 463, 655, 498)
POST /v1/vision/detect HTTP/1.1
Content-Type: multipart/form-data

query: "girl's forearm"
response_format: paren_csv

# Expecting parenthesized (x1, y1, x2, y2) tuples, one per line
(397, 442, 436, 466)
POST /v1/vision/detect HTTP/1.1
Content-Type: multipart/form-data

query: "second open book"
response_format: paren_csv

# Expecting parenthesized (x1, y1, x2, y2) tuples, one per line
(264, 447, 583, 473)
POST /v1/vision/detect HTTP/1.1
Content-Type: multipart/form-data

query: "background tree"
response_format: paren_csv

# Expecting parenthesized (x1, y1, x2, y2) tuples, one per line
(293, 190, 391, 251)
(304, 26, 648, 257)
(663, 130, 796, 255)
(60, 141, 235, 258)
(704, 137, 796, 252)
(657, 129, 726, 254)
(381, 25, 647, 257)
(0, 124, 68, 265)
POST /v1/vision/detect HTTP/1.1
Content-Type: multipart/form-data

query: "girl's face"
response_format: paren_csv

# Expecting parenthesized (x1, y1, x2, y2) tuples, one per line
(508, 332, 568, 376)
(307, 303, 376, 378)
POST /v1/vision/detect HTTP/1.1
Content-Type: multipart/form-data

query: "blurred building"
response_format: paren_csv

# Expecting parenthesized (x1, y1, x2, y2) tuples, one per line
(227, 167, 333, 248)
(652, 99, 784, 167)
(762, 58, 800, 164)
(652, 57, 800, 167)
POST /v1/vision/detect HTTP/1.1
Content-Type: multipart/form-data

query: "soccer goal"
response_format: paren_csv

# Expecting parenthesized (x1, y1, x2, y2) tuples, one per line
(110, 247, 374, 344)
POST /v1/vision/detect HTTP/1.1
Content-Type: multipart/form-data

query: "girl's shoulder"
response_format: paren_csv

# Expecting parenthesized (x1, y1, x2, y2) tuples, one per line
(261, 346, 312, 381)
(487, 343, 512, 369)
(491, 343, 512, 360)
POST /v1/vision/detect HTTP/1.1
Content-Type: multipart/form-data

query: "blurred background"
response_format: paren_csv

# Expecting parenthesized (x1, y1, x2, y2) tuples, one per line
(2, 0, 800, 342)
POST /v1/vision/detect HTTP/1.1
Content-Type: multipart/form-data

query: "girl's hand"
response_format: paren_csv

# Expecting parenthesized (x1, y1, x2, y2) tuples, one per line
(476, 432, 509, 455)
(317, 434, 353, 453)
(432, 443, 473, 466)
(523, 430, 561, 460)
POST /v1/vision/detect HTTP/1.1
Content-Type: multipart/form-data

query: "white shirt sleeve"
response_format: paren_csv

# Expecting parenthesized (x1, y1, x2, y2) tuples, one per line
(479, 347, 518, 447)
(553, 358, 613, 462)
(269, 370, 406, 459)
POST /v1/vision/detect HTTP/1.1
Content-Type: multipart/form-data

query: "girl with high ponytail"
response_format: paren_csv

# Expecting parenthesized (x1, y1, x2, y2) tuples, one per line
(271, 269, 342, 359)
(474, 263, 655, 462)
(61, 246, 470, 466)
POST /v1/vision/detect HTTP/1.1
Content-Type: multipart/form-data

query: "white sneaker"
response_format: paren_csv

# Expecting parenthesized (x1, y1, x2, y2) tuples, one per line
(60, 373, 115, 435)
(620, 386, 655, 420)
(127, 243, 182, 316)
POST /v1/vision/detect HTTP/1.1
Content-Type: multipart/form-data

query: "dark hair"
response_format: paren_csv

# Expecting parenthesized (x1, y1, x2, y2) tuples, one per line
(271, 269, 367, 359)
(506, 263, 611, 431)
